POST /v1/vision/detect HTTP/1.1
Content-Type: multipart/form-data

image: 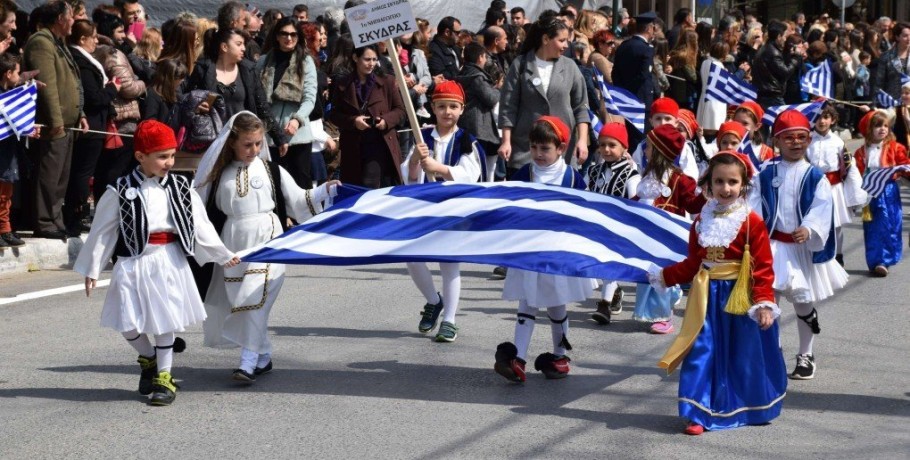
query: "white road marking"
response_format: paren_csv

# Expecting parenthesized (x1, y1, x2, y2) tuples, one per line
(0, 279, 110, 306)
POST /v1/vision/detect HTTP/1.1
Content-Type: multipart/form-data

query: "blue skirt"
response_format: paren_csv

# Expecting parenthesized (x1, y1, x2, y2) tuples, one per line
(863, 181, 903, 269)
(633, 283, 681, 322)
(678, 280, 787, 431)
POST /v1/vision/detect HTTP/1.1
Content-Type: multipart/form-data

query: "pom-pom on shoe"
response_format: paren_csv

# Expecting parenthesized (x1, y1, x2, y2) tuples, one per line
(493, 342, 526, 382)
(684, 423, 705, 435)
(534, 352, 571, 379)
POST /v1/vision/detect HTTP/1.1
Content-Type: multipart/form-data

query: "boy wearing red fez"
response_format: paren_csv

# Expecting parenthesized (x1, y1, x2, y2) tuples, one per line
(75, 120, 240, 406)
(586, 122, 640, 324)
(631, 97, 701, 181)
(749, 110, 848, 381)
(494, 116, 587, 383)
(631, 124, 706, 335)
(402, 80, 485, 342)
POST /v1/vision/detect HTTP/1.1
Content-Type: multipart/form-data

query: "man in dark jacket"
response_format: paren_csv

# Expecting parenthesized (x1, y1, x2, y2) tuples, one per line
(612, 12, 658, 143)
(751, 20, 803, 107)
(428, 16, 461, 82)
(456, 43, 500, 182)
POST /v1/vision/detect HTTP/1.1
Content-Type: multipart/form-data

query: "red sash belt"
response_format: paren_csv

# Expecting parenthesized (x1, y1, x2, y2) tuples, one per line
(148, 232, 177, 245)
(770, 230, 795, 243)
(824, 171, 842, 186)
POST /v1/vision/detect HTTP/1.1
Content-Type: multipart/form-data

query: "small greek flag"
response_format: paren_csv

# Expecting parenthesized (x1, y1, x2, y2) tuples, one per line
(862, 165, 910, 198)
(800, 60, 833, 98)
(875, 89, 900, 108)
(736, 134, 762, 168)
(0, 82, 37, 141)
(588, 109, 604, 134)
(761, 101, 825, 127)
(705, 61, 757, 105)
(902, 73, 910, 85)
(592, 68, 646, 133)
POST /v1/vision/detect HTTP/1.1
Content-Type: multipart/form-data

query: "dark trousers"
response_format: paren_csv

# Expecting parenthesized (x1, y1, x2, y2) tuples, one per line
(92, 139, 136, 204)
(34, 131, 74, 232)
(64, 135, 104, 231)
(273, 142, 313, 189)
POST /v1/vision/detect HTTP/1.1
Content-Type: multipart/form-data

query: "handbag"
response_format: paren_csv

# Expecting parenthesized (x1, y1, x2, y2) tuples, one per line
(104, 119, 123, 149)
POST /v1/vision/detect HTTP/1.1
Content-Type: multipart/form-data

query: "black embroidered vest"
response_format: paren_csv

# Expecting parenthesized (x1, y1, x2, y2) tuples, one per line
(113, 168, 196, 258)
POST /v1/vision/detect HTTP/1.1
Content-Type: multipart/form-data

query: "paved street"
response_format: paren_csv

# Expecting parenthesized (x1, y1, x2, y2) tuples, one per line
(1, 150, 908, 458)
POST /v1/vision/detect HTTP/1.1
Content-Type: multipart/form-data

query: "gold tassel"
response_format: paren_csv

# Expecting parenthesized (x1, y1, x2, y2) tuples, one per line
(724, 243, 753, 315)
(862, 205, 872, 222)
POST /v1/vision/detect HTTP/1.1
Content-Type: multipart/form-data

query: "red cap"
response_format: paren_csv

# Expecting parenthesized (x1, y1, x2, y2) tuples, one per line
(858, 110, 890, 137)
(677, 109, 698, 138)
(598, 122, 628, 148)
(536, 115, 571, 144)
(646, 123, 685, 162)
(650, 97, 679, 118)
(713, 150, 755, 179)
(432, 80, 465, 105)
(134, 120, 177, 154)
(717, 120, 748, 143)
(736, 101, 764, 123)
(772, 109, 811, 137)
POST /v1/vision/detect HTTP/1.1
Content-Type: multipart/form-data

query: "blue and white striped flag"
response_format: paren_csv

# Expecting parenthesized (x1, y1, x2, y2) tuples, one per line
(241, 182, 691, 282)
(761, 101, 824, 127)
(0, 82, 37, 141)
(862, 165, 910, 198)
(876, 89, 900, 108)
(592, 67, 646, 133)
(705, 60, 757, 105)
(588, 109, 604, 134)
(800, 60, 833, 98)
(736, 134, 762, 168)
(902, 73, 910, 85)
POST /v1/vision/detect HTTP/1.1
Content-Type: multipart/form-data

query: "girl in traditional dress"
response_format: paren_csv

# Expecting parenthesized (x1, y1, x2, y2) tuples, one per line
(195, 111, 339, 382)
(76, 120, 239, 406)
(651, 151, 786, 435)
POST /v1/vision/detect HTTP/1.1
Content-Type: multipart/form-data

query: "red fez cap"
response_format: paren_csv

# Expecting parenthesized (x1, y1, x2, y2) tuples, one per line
(537, 115, 571, 144)
(677, 109, 698, 138)
(717, 120, 748, 143)
(647, 124, 685, 162)
(432, 80, 465, 105)
(598, 122, 628, 148)
(772, 109, 811, 137)
(736, 101, 764, 123)
(713, 150, 755, 179)
(650, 97, 679, 118)
(857, 110, 891, 137)
(134, 120, 177, 154)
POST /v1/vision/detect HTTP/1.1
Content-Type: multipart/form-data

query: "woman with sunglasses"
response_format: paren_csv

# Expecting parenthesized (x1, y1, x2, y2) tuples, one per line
(255, 16, 318, 189)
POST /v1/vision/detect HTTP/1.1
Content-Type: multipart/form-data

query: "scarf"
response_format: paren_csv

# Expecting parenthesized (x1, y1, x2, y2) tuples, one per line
(72, 45, 108, 86)
(261, 50, 304, 103)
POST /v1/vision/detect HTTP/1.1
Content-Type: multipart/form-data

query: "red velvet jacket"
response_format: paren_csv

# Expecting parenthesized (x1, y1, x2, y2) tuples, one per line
(651, 171, 708, 217)
(662, 211, 775, 305)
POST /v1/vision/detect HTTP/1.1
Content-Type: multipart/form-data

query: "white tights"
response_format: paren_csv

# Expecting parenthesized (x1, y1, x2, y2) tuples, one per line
(122, 330, 175, 372)
(406, 262, 461, 323)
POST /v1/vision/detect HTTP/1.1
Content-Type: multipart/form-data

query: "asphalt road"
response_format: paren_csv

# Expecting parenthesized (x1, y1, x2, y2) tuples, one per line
(1, 153, 908, 459)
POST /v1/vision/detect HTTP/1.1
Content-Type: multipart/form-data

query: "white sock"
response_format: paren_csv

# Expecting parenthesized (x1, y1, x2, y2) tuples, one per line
(440, 262, 461, 324)
(257, 352, 271, 368)
(601, 280, 618, 300)
(548, 305, 569, 356)
(793, 302, 816, 356)
(514, 300, 537, 361)
(406, 262, 441, 304)
(239, 348, 258, 374)
(835, 227, 844, 255)
(154, 332, 175, 373)
(122, 330, 155, 357)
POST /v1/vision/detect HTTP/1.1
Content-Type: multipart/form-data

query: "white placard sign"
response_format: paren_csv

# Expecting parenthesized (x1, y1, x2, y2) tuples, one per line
(345, 0, 417, 47)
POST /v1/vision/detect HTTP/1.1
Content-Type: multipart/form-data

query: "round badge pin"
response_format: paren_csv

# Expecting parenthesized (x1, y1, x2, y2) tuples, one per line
(661, 186, 671, 198)
(532, 77, 542, 87)
(250, 176, 264, 189)
(125, 187, 138, 200)
(771, 176, 783, 188)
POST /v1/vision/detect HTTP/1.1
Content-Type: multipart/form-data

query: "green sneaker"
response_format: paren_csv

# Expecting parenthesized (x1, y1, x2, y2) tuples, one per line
(417, 294, 444, 333)
(435, 321, 459, 342)
(149, 371, 178, 406)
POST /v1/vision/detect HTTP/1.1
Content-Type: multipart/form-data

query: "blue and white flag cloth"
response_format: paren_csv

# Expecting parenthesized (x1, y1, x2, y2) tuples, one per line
(0, 82, 37, 141)
(588, 109, 604, 134)
(875, 89, 900, 108)
(901, 73, 910, 85)
(862, 165, 910, 198)
(705, 60, 757, 105)
(800, 60, 833, 98)
(242, 182, 691, 282)
(736, 134, 762, 167)
(761, 101, 824, 127)
(592, 67, 646, 133)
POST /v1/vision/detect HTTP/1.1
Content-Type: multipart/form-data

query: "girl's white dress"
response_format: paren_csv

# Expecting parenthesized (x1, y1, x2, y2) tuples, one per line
(202, 158, 323, 354)
(74, 171, 234, 335)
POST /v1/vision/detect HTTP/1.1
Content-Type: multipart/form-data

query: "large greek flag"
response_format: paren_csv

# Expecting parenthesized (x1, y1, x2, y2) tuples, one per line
(862, 165, 910, 198)
(800, 60, 833, 98)
(242, 182, 692, 282)
(761, 101, 825, 127)
(593, 68, 646, 133)
(705, 61, 757, 105)
(0, 82, 37, 141)
(876, 89, 900, 108)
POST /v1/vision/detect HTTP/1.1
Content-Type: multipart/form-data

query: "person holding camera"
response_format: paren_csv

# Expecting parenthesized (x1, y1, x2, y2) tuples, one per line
(329, 44, 405, 188)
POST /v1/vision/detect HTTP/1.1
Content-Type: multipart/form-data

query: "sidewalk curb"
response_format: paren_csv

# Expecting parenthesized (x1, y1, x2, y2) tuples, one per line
(0, 237, 85, 275)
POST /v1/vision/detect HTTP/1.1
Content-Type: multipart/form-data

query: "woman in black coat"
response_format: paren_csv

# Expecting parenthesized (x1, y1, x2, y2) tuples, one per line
(65, 20, 119, 236)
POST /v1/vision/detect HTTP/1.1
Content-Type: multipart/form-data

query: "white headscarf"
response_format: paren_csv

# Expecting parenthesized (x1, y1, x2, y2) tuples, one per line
(193, 110, 271, 203)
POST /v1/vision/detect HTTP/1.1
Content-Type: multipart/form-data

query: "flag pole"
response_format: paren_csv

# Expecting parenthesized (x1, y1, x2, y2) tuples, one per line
(385, 38, 422, 142)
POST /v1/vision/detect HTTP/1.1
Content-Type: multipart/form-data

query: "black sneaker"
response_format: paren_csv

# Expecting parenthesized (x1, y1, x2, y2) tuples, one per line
(137, 355, 157, 395)
(232, 369, 256, 383)
(789, 354, 815, 380)
(1, 232, 24, 247)
(591, 300, 611, 325)
(417, 294, 444, 333)
(253, 360, 273, 376)
(609, 287, 624, 314)
(491, 266, 508, 279)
